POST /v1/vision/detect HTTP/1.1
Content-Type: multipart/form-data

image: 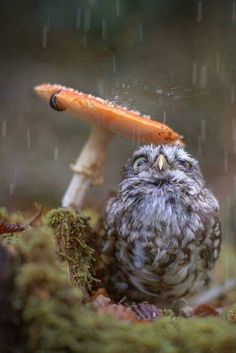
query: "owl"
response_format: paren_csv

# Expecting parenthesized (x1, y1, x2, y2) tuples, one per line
(104, 144, 221, 313)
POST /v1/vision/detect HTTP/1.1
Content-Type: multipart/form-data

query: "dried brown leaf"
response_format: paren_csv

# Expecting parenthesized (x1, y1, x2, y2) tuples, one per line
(193, 304, 219, 317)
(98, 303, 138, 323)
(93, 294, 111, 308)
(92, 288, 109, 299)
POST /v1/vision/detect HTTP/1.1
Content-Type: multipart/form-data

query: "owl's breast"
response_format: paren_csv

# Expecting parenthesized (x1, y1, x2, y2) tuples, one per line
(118, 190, 201, 246)
(114, 237, 213, 304)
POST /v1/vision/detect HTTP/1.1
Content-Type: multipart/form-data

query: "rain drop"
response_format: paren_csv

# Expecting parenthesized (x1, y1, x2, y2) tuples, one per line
(224, 150, 229, 173)
(163, 111, 167, 124)
(216, 52, 220, 74)
(102, 18, 106, 40)
(232, 1, 236, 24)
(9, 170, 17, 195)
(81, 34, 87, 48)
(233, 174, 236, 199)
(97, 79, 105, 97)
(231, 85, 235, 104)
(192, 61, 197, 85)
(26, 128, 31, 149)
(115, 0, 120, 17)
(199, 64, 207, 89)
(42, 25, 48, 49)
(1, 120, 7, 138)
(197, 2, 202, 23)
(84, 9, 91, 32)
(233, 141, 236, 155)
(9, 182, 15, 196)
(112, 55, 117, 74)
(232, 119, 236, 142)
(155, 88, 163, 94)
(232, 119, 236, 153)
(200, 119, 206, 143)
(76, 6, 81, 29)
(198, 135, 202, 156)
(138, 22, 143, 43)
(54, 146, 59, 161)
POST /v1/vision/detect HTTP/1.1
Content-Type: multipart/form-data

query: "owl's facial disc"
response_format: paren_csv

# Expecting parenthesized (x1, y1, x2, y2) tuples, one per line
(125, 145, 204, 194)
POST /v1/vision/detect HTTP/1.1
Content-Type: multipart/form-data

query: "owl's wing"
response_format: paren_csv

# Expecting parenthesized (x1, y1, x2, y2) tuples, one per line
(103, 195, 120, 255)
(102, 225, 117, 256)
(201, 217, 221, 269)
(210, 218, 221, 264)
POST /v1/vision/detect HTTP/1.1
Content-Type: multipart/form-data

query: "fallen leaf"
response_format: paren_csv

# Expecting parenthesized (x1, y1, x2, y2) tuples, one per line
(193, 304, 219, 317)
(98, 303, 137, 323)
(92, 288, 109, 299)
(93, 294, 111, 308)
(0, 223, 25, 235)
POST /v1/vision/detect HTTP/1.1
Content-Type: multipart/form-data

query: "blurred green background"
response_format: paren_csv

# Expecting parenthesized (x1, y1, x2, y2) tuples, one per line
(1, 0, 236, 241)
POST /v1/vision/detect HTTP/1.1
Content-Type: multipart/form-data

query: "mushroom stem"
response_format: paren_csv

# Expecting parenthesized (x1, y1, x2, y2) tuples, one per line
(62, 126, 113, 211)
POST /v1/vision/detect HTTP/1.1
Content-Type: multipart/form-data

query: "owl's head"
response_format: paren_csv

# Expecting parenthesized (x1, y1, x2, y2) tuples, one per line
(121, 144, 205, 195)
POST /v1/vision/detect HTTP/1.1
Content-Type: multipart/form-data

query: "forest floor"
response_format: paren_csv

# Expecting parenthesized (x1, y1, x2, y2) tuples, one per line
(0, 206, 236, 353)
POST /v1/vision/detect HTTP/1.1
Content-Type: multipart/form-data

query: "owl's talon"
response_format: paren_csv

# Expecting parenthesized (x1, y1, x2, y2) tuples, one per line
(131, 302, 161, 321)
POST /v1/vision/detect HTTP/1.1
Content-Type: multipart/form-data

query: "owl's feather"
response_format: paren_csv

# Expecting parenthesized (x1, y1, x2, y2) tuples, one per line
(104, 145, 221, 307)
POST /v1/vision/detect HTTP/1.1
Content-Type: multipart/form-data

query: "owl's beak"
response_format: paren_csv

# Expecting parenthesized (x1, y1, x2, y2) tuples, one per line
(153, 154, 170, 171)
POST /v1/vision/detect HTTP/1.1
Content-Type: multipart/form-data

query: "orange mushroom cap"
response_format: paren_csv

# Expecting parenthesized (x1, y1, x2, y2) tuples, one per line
(34, 83, 182, 144)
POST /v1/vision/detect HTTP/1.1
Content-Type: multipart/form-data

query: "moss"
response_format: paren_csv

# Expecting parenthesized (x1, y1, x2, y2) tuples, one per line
(222, 304, 236, 324)
(80, 208, 101, 230)
(0, 208, 26, 244)
(0, 207, 25, 224)
(0, 245, 25, 353)
(11, 227, 83, 352)
(0, 226, 235, 353)
(14, 227, 73, 295)
(0, 210, 236, 353)
(160, 308, 176, 319)
(44, 208, 96, 291)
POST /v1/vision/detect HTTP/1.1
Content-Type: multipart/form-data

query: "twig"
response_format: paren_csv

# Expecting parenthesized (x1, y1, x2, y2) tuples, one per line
(189, 279, 236, 306)
(26, 203, 43, 227)
(0, 203, 43, 236)
(118, 296, 127, 304)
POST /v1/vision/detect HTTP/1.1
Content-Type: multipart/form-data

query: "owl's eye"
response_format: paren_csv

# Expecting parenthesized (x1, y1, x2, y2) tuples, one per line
(180, 160, 192, 169)
(133, 156, 147, 170)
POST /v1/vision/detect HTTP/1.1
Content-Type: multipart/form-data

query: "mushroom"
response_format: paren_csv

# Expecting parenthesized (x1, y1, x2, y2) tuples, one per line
(34, 83, 182, 211)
